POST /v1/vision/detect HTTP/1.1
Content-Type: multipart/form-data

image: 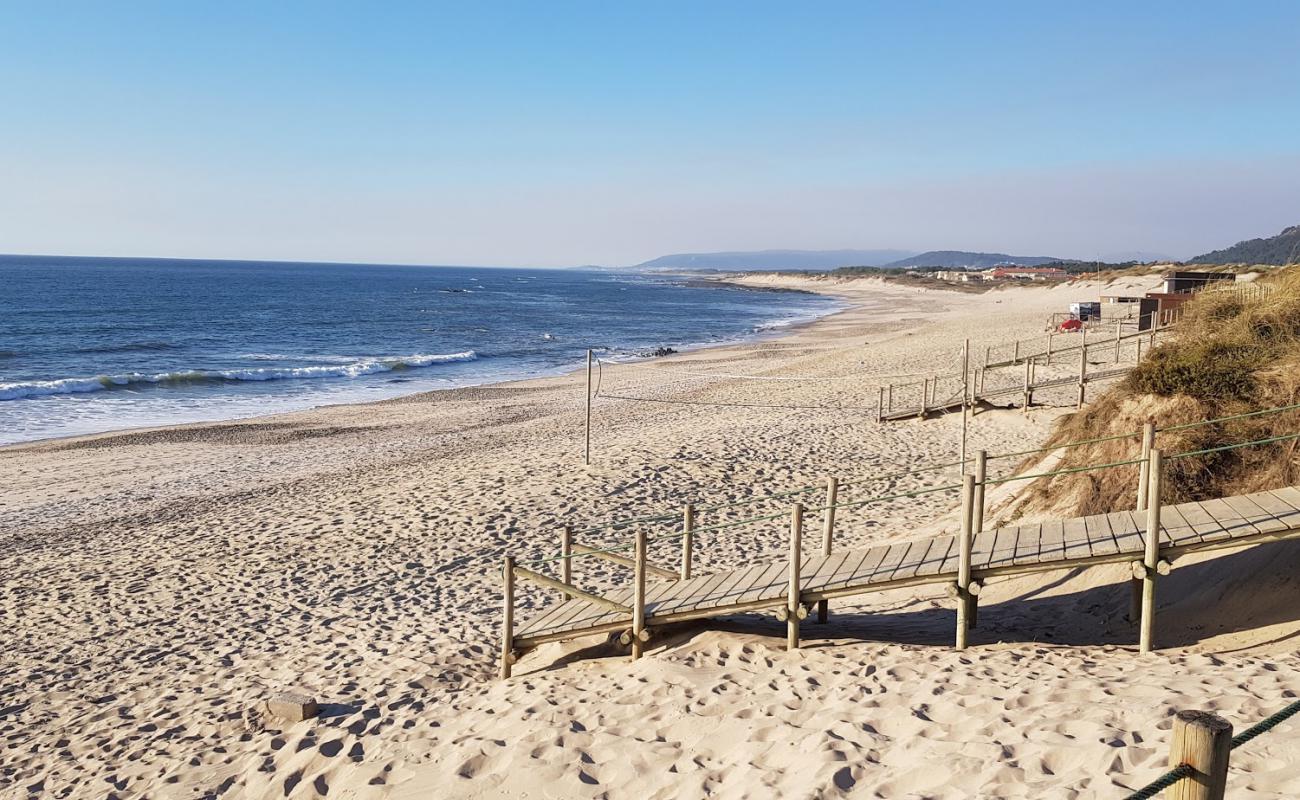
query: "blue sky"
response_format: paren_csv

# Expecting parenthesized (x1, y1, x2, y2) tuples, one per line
(2, 1, 1298, 265)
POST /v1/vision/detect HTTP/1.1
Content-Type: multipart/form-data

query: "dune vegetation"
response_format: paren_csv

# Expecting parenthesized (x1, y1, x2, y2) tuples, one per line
(1016, 266, 1300, 518)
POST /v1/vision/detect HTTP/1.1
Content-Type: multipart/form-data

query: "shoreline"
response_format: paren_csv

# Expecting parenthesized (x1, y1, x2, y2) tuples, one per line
(9, 271, 1298, 798)
(0, 280, 846, 451)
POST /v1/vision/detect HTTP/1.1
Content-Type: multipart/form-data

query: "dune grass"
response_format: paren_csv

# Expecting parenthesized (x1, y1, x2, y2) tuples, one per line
(1014, 267, 1300, 518)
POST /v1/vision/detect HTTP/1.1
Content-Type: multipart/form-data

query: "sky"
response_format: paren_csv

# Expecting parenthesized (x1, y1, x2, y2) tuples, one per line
(2, 1, 1299, 266)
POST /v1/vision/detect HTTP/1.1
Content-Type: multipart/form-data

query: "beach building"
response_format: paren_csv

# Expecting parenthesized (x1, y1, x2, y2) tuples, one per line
(1161, 270, 1235, 294)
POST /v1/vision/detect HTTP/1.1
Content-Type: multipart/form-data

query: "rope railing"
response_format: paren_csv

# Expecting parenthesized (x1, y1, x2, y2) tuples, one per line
(557, 400, 1300, 545)
(537, 424, 1300, 567)
(1121, 698, 1300, 799)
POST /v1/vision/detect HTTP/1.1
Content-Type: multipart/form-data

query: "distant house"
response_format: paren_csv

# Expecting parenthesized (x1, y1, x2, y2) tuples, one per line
(935, 270, 980, 282)
(983, 266, 1069, 282)
(1162, 270, 1235, 294)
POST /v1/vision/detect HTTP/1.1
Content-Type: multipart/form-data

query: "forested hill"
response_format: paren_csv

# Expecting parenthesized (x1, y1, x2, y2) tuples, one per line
(883, 250, 1060, 268)
(1190, 224, 1300, 265)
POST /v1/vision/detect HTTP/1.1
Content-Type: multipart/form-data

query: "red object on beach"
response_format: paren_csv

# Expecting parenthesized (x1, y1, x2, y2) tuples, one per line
(1058, 318, 1083, 332)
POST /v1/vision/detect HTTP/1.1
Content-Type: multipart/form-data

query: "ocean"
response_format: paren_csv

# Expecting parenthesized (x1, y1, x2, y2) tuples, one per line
(0, 256, 839, 445)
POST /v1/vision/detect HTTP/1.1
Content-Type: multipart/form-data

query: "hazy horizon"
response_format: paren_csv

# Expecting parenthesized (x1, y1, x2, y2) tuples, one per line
(3, 2, 1298, 267)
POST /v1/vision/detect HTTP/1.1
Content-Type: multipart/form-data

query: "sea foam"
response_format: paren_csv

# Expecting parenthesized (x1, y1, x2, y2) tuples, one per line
(0, 351, 478, 401)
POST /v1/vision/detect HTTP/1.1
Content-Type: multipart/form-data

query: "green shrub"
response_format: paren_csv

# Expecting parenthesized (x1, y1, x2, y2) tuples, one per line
(1126, 340, 1260, 401)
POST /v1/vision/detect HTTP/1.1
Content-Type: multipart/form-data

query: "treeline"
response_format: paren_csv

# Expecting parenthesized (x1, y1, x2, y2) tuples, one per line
(1188, 224, 1300, 266)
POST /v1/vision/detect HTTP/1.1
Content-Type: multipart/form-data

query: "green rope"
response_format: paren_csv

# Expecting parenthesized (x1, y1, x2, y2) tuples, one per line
(817, 481, 966, 513)
(1166, 432, 1300, 461)
(1121, 698, 1300, 799)
(837, 458, 969, 488)
(1232, 698, 1300, 749)
(984, 456, 1146, 486)
(552, 402, 1300, 560)
(987, 400, 1300, 464)
(989, 430, 1141, 461)
(1162, 401, 1300, 431)
(698, 483, 822, 512)
(647, 510, 790, 544)
(1121, 763, 1194, 800)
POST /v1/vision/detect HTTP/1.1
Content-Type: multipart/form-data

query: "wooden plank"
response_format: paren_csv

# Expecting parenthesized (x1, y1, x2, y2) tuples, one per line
(967, 528, 996, 571)
(629, 570, 720, 618)
(698, 561, 774, 610)
(1267, 486, 1300, 512)
(917, 535, 955, 577)
(880, 540, 920, 582)
(1060, 517, 1091, 561)
(1261, 489, 1300, 529)
(1168, 500, 1229, 543)
(987, 523, 1021, 570)
(642, 571, 690, 617)
(806, 547, 862, 592)
(892, 537, 939, 582)
(516, 596, 579, 637)
(1191, 498, 1256, 542)
(726, 560, 790, 607)
(669, 564, 757, 614)
(1157, 505, 1200, 547)
(800, 549, 855, 593)
(822, 544, 888, 592)
(1038, 519, 1067, 563)
(1011, 522, 1042, 567)
(1220, 494, 1291, 535)
(1107, 510, 1144, 554)
(1082, 513, 1119, 556)
(979, 525, 1004, 569)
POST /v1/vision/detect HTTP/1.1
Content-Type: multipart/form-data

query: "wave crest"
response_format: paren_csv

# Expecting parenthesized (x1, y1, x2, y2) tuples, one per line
(0, 351, 478, 401)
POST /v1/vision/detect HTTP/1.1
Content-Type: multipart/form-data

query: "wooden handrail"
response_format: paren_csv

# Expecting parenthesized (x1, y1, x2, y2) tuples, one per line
(512, 566, 632, 615)
(572, 542, 679, 580)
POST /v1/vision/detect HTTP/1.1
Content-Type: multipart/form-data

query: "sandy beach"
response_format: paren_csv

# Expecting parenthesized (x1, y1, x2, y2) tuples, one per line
(3, 275, 1299, 799)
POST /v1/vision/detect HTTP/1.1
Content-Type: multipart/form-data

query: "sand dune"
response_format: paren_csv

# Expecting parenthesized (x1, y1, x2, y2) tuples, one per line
(3, 274, 1298, 798)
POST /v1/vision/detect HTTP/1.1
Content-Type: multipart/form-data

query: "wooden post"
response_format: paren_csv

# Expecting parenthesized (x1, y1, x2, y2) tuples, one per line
(500, 556, 515, 679)
(1131, 422, 1155, 623)
(955, 474, 976, 649)
(887, 383, 893, 413)
(817, 478, 837, 623)
(561, 525, 573, 588)
(1022, 356, 1032, 411)
(960, 338, 970, 464)
(680, 504, 695, 581)
(1046, 332, 1053, 365)
(984, 344, 991, 368)
(1168, 710, 1233, 800)
(631, 531, 647, 660)
(787, 503, 803, 650)
(1140, 449, 1163, 653)
(1136, 336, 1143, 362)
(1114, 320, 1123, 362)
(919, 378, 929, 418)
(877, 386, 884, 423)
(973, 450, 987, 534)
(1013, 340, 1020, 363)
(1076, 331, 1088, 409)
(1136, 422, 1155, 511)
(584, 349, 593, 465)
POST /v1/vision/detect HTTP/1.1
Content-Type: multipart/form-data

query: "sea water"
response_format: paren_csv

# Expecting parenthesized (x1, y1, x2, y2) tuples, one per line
(0, 257, 839, 444)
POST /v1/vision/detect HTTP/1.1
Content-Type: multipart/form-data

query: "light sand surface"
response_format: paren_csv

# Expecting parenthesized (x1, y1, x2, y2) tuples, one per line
(3, 274, 1299, 799)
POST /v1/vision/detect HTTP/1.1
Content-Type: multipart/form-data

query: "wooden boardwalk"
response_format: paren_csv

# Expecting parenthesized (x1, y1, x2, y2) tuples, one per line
(879, 365, 1132, 421)
(512, 486, 1300, 650)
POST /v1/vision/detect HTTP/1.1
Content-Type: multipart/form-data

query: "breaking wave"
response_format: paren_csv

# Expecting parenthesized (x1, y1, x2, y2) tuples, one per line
(0, 351, 478, 401)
